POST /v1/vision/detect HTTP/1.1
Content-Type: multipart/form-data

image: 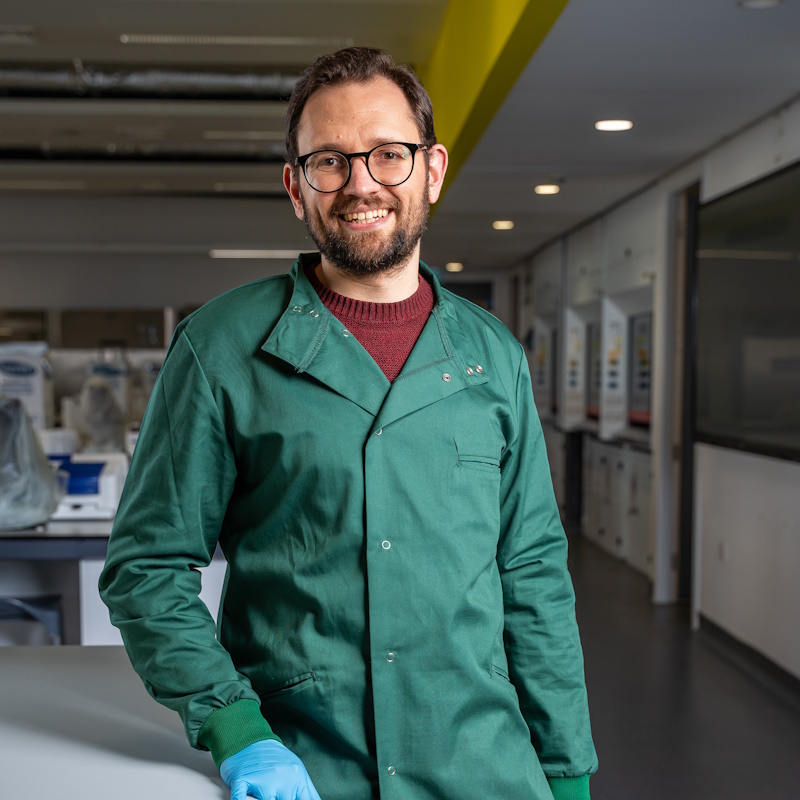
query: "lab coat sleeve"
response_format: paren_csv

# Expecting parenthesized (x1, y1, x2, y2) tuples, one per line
(98, 328, 276, 753)
(497, 346, 598, 787)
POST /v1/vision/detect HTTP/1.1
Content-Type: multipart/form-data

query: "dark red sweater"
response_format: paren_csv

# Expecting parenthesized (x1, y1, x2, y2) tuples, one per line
(307, 266, 434, 383)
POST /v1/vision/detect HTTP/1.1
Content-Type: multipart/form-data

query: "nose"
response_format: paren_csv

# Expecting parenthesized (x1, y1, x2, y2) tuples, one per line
(344, 154, 381, 196)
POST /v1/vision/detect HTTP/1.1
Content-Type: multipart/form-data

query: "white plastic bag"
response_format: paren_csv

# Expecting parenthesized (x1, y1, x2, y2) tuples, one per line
(0, 395, 64, 530)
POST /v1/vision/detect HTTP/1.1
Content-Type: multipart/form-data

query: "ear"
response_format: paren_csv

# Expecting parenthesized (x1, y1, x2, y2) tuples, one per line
(284, 162, 306, 221)
(426, 143, 449, 204)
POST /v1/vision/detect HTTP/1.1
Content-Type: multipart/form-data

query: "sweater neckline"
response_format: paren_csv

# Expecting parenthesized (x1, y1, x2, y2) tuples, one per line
(306, 264, 433, 323)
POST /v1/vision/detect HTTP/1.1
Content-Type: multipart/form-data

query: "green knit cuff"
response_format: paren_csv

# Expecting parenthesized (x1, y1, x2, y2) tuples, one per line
(547, 774, 591, 800)
(198, 699, 282, 768)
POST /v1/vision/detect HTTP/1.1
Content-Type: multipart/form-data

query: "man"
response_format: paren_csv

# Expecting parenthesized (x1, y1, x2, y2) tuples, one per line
(100, 47, 597, 800)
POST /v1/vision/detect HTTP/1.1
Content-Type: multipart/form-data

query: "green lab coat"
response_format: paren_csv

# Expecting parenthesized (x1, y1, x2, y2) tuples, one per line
(100, 254, 597, 800)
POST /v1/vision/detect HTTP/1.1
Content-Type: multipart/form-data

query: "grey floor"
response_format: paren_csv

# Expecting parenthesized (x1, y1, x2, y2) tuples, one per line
(569, 533, 800, 800)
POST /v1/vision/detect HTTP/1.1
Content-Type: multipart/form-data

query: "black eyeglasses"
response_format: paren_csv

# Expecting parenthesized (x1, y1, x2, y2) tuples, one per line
(295, 142, 428, 193)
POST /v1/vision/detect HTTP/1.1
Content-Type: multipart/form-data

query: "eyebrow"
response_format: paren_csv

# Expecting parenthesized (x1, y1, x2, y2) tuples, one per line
(307, 136, 414, 153)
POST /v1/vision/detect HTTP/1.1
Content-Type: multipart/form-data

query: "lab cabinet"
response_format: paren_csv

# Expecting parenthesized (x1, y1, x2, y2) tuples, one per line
(605, 188, 659, 295)
(581, 436, 654, 579)
(0, 527, 227, 647)
(583, 437, 614, 548)
(603, 448, 629, 559)
(566, 221, 605, 306)
(78, 555, 227, 645)
(624, 448, 653, 578)
(581, 435, 598, 539)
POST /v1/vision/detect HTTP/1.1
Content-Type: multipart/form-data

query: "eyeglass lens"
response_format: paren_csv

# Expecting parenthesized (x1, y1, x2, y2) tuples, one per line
(304, 143, 415, 192)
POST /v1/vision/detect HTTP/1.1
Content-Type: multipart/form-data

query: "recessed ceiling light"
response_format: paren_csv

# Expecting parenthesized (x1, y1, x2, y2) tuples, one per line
(492, 220, 515, 231)
(445, 262, 464, 272)
(121, 34, 354, 47)
(595, 119, 633, 132)
(738, 0, 782, 9)
(209, 249, 300, 259)
(534, 184, 561, 195)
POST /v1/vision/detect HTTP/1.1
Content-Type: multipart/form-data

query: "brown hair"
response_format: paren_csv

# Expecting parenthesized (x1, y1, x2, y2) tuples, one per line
(285, 47, 436, 162)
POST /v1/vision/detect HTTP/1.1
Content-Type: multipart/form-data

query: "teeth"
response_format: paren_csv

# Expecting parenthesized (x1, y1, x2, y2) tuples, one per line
(342, 209, 389, 223)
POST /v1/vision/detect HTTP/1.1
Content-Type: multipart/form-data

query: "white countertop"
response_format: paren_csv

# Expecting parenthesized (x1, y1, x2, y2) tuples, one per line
(0, 646, 224, 799)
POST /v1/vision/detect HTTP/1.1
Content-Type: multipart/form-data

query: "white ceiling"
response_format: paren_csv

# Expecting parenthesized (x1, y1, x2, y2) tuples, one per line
(422, 0, 800, 270)
(1, 0, 799, 275)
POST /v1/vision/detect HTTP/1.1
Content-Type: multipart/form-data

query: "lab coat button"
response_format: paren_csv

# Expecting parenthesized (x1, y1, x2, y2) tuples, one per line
(386, 652, 395, 662)
(375, 428, 382, 436)
(292, 306, 303, 313)
(342, 329, 351, 337)
(475, 364, 483, 373)
(381, 540, 391, 550)
(442, 373, 451, 382)
(466, 367, 474, 376)
(309, 309, 320, 318)
(387, 766, 396, 776)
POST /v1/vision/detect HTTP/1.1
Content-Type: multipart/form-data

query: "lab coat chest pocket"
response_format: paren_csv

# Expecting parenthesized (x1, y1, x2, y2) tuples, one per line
(453, 436, 502, 476)
(450, 434, 502, 538)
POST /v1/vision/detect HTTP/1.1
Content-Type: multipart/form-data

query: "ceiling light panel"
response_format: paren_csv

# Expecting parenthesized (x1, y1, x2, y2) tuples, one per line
(534, 184, 561, 195)
(738, 0, 783, 9)
(120, 35, 354, 47)
(210, 249, 300, 259)
(0, 25, 36, 47)
(0, 26, 35, 45)
(492, 220, 515, 230)
(203, 131, 284, 141)
(0, 180, 87, 191)
(213, 182, 285, 193)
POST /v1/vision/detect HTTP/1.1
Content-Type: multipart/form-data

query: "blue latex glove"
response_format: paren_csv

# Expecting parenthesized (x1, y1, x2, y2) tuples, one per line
(220, 740, 323, 800)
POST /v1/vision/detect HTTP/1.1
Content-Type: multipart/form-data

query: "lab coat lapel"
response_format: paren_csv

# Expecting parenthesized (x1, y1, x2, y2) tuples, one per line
(374, 267, 489, 431)
(261, 255, 390, 416)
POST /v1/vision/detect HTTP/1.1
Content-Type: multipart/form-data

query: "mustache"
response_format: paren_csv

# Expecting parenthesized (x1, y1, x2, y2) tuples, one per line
(329, 198, 402, 216)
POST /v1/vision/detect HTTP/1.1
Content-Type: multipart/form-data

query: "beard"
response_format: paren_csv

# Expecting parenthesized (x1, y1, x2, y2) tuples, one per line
(300, 184, 429, 277)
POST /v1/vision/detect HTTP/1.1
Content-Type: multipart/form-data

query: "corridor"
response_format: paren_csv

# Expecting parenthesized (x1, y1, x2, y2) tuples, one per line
(570, 534, 800, 800)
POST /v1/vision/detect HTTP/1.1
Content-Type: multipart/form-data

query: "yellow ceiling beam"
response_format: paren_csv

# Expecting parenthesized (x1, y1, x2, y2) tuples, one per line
(419, 0, 570, 198)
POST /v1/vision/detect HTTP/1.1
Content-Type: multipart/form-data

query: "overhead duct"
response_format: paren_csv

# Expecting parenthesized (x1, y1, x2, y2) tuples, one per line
(0, 61, 298, 100)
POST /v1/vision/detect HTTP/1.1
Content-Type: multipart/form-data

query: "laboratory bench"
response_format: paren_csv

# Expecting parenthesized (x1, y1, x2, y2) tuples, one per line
(0, 521, 226, 646)
(0, 645, 224, 799)
(0, 520, 112, 560)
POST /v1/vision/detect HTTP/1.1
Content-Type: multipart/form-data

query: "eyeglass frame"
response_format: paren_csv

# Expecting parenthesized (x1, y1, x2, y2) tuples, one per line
(294, 142, 429, 193)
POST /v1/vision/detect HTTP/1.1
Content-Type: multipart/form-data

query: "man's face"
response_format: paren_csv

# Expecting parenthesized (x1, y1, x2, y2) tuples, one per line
(284, 77, 447, 277)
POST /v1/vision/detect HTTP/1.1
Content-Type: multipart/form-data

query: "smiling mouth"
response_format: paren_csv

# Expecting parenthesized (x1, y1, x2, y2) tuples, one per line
(340, 208, 390, 224)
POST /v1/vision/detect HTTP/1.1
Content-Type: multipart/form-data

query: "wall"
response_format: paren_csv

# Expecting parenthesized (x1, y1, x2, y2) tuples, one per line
(0, 193, 513, 324)
(0, 194, 308, 310)
(693, 444, 800, 679)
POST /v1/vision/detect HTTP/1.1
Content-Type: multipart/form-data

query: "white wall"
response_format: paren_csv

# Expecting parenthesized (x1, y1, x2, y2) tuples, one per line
(0, 194, 308, 310)
(693, 444, 800, 680)
(702, 99, 800, 203)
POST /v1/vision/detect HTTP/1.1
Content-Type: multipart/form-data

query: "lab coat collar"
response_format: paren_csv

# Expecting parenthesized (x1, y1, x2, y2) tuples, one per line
(262, 253, 489, 423)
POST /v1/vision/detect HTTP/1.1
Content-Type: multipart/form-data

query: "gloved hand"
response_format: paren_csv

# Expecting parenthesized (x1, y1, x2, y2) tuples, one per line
(219, 739, 323, 800)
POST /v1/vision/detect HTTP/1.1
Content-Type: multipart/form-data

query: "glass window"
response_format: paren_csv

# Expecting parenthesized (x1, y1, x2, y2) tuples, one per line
(695, 161, 800, 459)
